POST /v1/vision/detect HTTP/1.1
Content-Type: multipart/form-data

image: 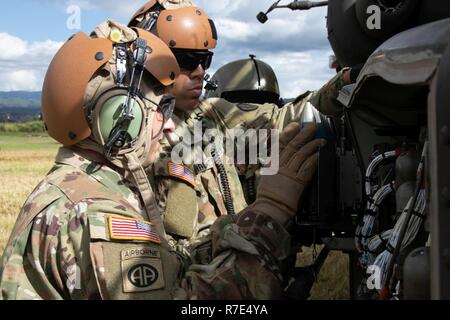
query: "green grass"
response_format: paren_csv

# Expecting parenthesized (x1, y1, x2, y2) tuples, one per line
(0, 132, 58, 151)
(0, 121, 57, 151)
(0, 120, 46, 134)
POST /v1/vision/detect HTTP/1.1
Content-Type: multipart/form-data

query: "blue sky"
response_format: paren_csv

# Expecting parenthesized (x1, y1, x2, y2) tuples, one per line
(0, 0, 335, 98)
(0, 1, 146, 42)
(0, 2, 66, 42)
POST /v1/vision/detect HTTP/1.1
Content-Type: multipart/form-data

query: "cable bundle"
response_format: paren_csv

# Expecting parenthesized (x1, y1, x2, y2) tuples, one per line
(367, 229, 392, 257)
(371, 142, 428, 295)
(371, 189, 426, 286)
(364, 151, 397, 197)
(355, 183, 395, 265)
(356, 150, 397, 257)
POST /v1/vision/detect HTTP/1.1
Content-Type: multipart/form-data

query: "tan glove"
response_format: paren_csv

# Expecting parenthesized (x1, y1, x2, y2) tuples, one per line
(253, 122, 326, 227)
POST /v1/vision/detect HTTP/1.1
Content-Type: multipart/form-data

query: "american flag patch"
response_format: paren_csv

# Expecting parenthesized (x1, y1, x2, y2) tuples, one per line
(167, 161, 195, 187)
(108, 215, 161, 244)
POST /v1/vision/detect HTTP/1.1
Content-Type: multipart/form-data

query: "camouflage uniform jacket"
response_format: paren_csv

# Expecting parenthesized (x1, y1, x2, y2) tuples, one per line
(0, 147, 292, 299)
(153, 70, 348, 246)
(153, 110, 248, 249)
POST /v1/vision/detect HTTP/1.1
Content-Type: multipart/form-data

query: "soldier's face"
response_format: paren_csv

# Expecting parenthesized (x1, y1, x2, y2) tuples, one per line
(168, 64, 205, 112)
(149, 110, 175, 163)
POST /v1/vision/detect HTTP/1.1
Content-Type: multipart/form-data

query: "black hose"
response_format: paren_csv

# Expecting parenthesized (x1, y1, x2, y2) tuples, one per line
(211, 143, 236, 215)
(247, 175, 257, 204)
(203, 118, 235, 216)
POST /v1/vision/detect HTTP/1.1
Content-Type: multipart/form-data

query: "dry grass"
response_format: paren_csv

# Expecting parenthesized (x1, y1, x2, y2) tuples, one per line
(297, 246, 349, 300)
(0, 134, 58, 253)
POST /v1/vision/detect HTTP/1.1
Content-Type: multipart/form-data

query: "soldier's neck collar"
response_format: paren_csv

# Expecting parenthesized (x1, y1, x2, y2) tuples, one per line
(68, 145, 125, 176)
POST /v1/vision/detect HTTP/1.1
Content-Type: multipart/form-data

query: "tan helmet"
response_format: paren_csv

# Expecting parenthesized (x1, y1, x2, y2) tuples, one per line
(204, 55, 281, 105)
(129, 0, 193, 25)
(41, 23, 179, 147)
(129, 3, 217, 51)
(129, 0, 159, 26)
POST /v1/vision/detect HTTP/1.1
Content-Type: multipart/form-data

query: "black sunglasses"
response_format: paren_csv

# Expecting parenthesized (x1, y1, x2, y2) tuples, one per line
(152, 95, 175, 139)
(174, 51, 214, 71)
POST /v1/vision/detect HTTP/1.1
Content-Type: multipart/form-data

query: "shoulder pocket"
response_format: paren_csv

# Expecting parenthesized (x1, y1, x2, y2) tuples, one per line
(89, 236, 181, 299)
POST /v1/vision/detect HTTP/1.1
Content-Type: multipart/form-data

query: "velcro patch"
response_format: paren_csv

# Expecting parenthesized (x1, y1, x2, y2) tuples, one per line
(167, 161, 195, 187)
(121, 246, 165, 293)
(237, 103, 259, 112)
(108, 215, 161, 244)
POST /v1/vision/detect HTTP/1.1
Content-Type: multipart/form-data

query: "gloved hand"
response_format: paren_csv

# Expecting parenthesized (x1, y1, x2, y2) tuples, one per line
(252, 122, 326, 227)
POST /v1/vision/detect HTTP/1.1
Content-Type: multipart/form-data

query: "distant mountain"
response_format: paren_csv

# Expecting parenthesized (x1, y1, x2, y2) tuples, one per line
(0, 91, 41, 108)
(0, 91, 42, 121)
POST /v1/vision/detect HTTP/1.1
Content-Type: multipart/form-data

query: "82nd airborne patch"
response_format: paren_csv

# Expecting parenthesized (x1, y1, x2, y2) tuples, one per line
(121, 246, 165, 293)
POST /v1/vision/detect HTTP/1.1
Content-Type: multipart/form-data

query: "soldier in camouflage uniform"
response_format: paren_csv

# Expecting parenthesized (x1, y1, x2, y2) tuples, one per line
(0, 18, 324, 299)
(128, 2, 353, 250)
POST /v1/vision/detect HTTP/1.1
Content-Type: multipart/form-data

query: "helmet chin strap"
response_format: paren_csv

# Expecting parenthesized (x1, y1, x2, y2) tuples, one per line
(142, 10, 160, 31)
(124, 151, 169, 248)
(123, 98, 169, 246)
(116, 99, 169, 247)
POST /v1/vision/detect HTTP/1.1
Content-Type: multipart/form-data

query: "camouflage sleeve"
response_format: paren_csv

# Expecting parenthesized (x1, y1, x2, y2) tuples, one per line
(308, 68, 349, 117)
(273, 92, 313, 131)
(274, 69, 349, 130)
(0, 196, 101, 300)
(214, 69, 348, 134)
(21, 199, 101, 299)
(181, 208, 292, 299)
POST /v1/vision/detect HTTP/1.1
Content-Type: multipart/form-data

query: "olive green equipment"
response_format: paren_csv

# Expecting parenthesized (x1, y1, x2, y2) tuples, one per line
(204, 54, 281, 106)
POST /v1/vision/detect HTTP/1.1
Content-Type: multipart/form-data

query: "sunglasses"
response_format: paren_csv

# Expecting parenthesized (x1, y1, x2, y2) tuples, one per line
(173, 51, 214, 71)
(152, 95, 175, 139)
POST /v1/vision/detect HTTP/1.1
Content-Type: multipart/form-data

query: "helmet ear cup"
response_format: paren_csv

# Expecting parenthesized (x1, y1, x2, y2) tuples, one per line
(93, 89, 144, 146)
(99, 95, 143, 143)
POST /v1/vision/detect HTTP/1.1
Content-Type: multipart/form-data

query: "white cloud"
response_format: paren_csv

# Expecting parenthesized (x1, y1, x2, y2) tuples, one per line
(261, 50, 336, 98)
(0, 33, 63, 91)
(28, 40, 64, 59)
(0, 70, 39, 91)
(0, 0, 336, 94)
(196, 0, 249, 17)
(0, 33, 28, 60)
(215, 18, 259, 42)
(61, 0, 330, 50)
(66, 0, 143, 18)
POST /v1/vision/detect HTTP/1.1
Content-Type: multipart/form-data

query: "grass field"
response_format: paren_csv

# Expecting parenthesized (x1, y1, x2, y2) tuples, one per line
(298, 246, 349, 299)
(0, 130, 349, 299)
(0, 132, 58, 255)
